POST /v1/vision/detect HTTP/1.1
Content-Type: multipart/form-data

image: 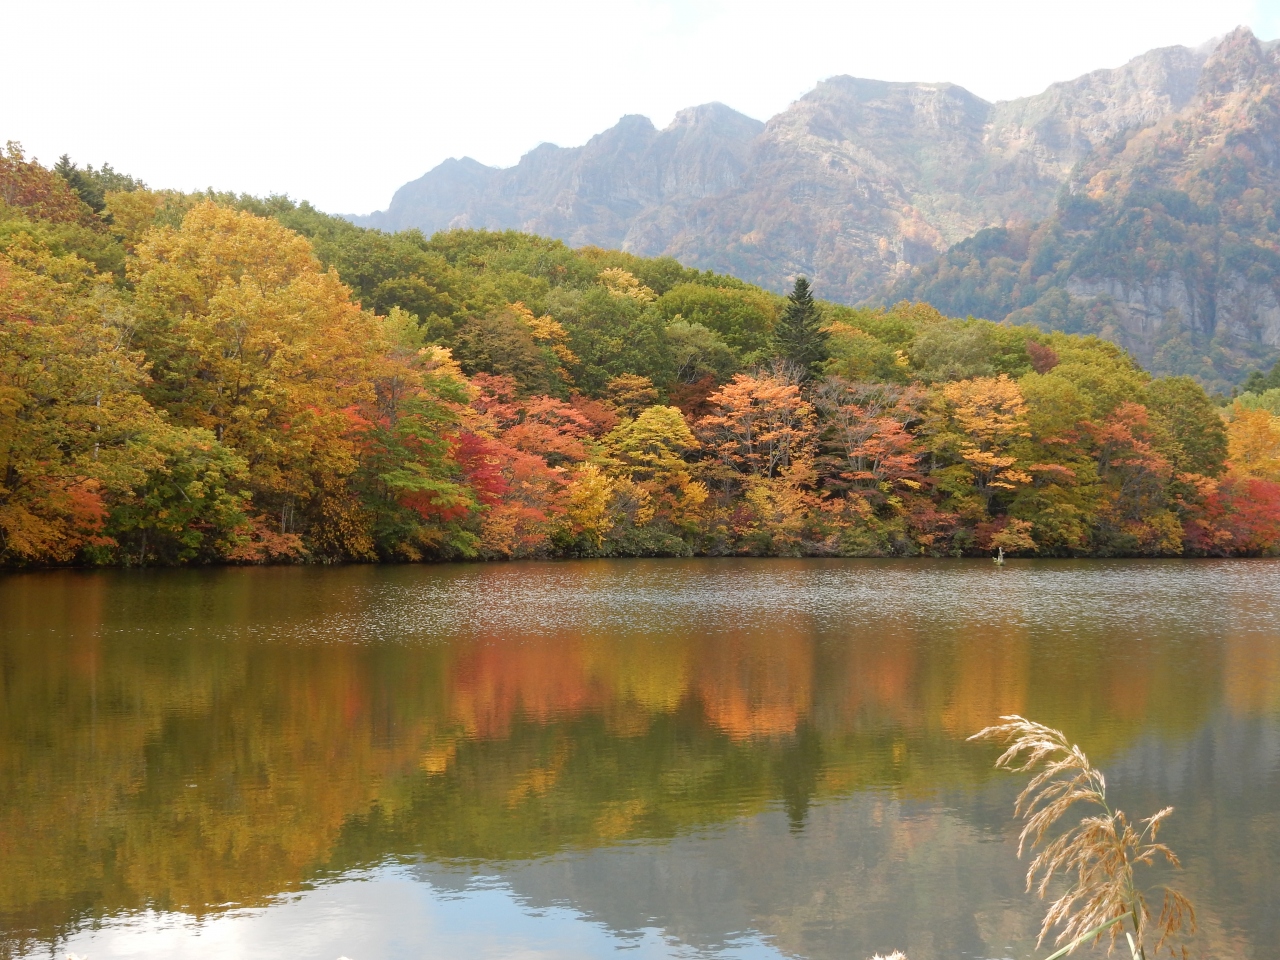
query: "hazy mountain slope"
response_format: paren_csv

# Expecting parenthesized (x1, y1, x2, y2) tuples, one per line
(356, 104, 764, 251)
(980, 41, 1210, 199)
(662, 79, 992, 298)
(352, 40, 1216, 302)
(886, 28, 1280, 390)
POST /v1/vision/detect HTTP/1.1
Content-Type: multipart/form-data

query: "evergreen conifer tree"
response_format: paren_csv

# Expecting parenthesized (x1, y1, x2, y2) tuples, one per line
(1243, 358, 1280, 394)
(772, 276, 828, 376)
(53, 155, 104, 212)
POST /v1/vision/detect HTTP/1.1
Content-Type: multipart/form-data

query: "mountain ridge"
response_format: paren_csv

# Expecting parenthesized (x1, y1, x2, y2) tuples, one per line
(885, 26, 1280, 389)
(348, 28, 1280, 386)
(351, 36, 1224, 300)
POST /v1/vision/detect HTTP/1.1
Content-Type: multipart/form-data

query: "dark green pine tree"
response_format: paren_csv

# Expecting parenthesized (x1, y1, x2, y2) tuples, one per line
(1242, 358, 1280, 394)
(53, 155, 104, 212)
(772, 276, 829, 375)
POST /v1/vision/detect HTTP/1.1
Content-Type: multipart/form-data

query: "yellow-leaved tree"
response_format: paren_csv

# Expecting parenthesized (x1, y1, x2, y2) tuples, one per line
(130, 202, 385, 558)
(604, 404, 707, 534)
(1227, 404, 1280, 481)
(1, 239, 147, 561)
(930, 374, 1033, 519)
(598, 267, 656, 304)
(1, 235, 247, 565)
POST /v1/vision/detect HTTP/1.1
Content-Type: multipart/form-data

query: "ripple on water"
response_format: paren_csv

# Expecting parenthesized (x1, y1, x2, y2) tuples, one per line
(228, 558, 1280, 645)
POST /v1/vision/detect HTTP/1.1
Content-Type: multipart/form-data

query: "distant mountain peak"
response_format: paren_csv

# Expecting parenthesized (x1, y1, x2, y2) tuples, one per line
(667, 102, 763, 131)
(603, 114, 658, 135)
(1199, 24, 1270, 96)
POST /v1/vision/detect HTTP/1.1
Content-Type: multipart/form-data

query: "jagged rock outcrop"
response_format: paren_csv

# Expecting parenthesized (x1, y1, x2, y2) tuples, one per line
(983, 41, 1210, 193)
(664, 79, 993, 297)
(351, 38, 1227, 303)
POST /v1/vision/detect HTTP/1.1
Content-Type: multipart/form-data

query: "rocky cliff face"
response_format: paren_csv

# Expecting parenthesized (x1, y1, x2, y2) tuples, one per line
(885, 28, 1280, 388)
(664, 79, 994, 298)
(983, 42, 1210, 193)
(352, 38, 1223, 303)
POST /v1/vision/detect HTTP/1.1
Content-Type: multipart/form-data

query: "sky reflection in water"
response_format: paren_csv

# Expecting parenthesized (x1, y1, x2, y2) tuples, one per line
(1, 559, 1277, 960)
(47, 862, 788, 960)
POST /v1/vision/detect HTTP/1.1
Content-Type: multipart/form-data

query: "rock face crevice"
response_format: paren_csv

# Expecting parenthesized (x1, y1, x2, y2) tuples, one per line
(351, 39, 1223, 303)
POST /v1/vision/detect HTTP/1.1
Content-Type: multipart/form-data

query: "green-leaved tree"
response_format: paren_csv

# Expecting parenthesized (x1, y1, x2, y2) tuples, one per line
(772, 276, 828, 376)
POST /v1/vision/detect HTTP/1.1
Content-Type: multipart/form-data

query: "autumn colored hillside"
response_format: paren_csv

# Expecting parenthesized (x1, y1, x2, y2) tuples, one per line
(357, 29, 1280, 389)
(2, 143, 1280, 565)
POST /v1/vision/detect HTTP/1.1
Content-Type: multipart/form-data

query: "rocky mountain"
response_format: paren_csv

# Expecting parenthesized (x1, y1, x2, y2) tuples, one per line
(351, 28, 1280, 386)
(353, 38, 1216, 298)
(886, 27, 1280, 390)
(355, 103, 764, 253)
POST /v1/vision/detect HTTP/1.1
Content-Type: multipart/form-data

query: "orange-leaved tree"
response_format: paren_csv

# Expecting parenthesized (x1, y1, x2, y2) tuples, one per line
(698, 372, 816, 481)
(932, 374, 1033, 506)
(460, 374, 571, 558)
(1183, 404, 1280, 555)
(1089, 402, 1181, 555)
(814, 378, 924, 496)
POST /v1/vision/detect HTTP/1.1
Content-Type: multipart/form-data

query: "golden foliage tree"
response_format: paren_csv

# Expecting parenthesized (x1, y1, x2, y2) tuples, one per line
(1226, 404, 1280, 480)
(935, 374, 1033, 502)
(130, 202, 385, 556)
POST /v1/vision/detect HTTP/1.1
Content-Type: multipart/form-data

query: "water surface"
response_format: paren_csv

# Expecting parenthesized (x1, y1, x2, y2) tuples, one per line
(1, 559, 1277, 959)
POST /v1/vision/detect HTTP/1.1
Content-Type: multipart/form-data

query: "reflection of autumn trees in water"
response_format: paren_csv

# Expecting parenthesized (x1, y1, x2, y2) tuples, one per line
(1223, 628, 1280, 716)
(0, 569, 1274, 951)
(694, 624, 812, 740)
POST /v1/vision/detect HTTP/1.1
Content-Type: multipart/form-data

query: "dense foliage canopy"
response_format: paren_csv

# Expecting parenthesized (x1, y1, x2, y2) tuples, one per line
(3, 144, 1279, 565)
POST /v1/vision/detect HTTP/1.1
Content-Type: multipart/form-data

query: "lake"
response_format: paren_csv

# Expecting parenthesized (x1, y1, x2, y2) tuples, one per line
(1, 559, 1277, 960)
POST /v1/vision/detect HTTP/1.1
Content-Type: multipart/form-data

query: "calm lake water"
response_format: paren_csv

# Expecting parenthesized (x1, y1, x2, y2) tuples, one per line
(1, 559, 1278, 960)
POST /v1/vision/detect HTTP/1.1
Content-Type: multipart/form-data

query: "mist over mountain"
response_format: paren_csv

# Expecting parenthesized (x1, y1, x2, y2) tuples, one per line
(352, 28, 1280, 386)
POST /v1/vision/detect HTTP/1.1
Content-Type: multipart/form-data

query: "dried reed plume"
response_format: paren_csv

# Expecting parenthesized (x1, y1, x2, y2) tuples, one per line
(969, 716, 1195, 960)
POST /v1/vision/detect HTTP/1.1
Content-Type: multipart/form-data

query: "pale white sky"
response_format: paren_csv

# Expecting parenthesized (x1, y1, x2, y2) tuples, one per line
(4, 0, 1280, 216)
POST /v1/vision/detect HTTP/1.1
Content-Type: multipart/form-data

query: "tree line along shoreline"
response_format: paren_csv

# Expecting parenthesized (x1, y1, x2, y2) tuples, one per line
(3, 144, 1280, 568)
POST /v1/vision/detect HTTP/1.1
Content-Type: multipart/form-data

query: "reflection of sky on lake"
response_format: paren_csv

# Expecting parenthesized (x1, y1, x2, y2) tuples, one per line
(47, 861, 790, 960)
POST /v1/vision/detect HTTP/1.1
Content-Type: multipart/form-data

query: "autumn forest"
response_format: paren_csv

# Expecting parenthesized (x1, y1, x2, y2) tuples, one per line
(4, 143, 1280, 567)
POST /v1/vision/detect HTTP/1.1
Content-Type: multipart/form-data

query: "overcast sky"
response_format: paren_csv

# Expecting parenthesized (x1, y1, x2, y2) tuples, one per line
(5, 0, 1280, 216)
